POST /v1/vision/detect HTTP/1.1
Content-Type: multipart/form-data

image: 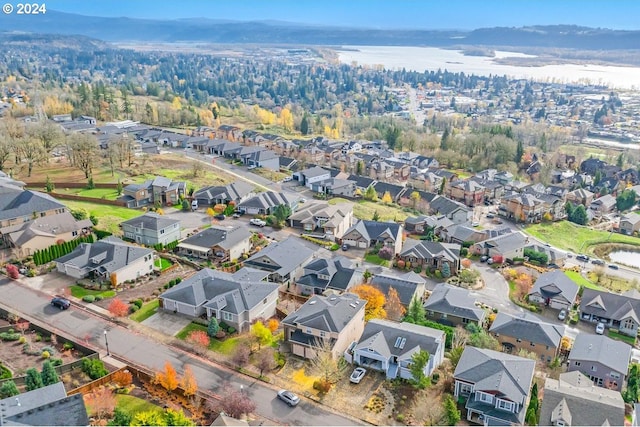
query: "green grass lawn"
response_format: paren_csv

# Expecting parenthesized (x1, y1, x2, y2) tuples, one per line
(70, 285, 116, 299)
(115, 395, 164, 416)
(564, 271, 603, 290)
(176, 322, 242, 354)
(525, 221, 640, 254)
(130, 300, 159, 322)
(62, 200, 142, 235)
(175, 322, 207, 339)
(364, 253, 390, 267)
(154, 258, 172, 270)
(56, 188, 120, 201)
(329, 198, 410, 221)
(608, 329, 637, 346)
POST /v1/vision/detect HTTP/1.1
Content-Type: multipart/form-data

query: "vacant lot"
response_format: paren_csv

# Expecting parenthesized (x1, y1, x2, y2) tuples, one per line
(525, 221, 640, 254)
(62, 200, 142, 235)
(329, 198, 410, 222)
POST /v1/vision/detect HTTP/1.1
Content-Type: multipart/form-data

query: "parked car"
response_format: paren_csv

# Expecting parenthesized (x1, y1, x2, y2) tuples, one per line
(558, 309, 567, 321)
(249, 218, 266, 227)
(548, 263, 560, 269)
(487, 258, 495, 265)
(277, 390, 300, 407)
(214, 214, 226, 221)
(51, 297, 71, 310)
(480, 255, 489, 263)
(608, 264, 619, 270)
(486, 213, 495, 219)
(232, 213, 241, 218)
(247, 165, 257, 170)
(595, 322, 605, 335)
(341, 244, 349, 251)
(591, 259, 605, 266)
(282, 176, 293, 182)
(349, 367, 367, 384)
(576, 254, 590, 262)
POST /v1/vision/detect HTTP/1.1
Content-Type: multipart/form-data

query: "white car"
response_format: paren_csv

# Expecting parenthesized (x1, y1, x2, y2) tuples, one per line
(558, 309, 567, 321)
(349, 367, 367, 384)
(595, 322, 605, 335)
(249, 218, 266, 227)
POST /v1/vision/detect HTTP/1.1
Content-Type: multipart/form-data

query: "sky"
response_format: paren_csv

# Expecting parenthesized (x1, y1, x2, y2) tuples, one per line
(45, 0, 640, 30)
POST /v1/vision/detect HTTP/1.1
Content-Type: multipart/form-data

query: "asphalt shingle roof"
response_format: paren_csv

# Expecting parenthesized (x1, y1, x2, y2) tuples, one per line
(580, 288, 640, 324)
(489, 312, 565, 348)
(245, 236, 314, 277)
(282, 293, 365, 334)
(0, 185, 65, 223)
(423, 283, 485, 322)
(178, 225, 250, 251)
(529, 270, 579, 305)
(121, 212, 180, 231)
(568, 333, 632, 374)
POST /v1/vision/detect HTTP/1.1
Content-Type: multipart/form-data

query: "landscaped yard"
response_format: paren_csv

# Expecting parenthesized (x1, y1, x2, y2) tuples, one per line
(70, 285, 116, 299)
(364, 253, 390, 267)
(329, 198, 411, 221)
(525, 221, 640, 254)
(154, 258, 173, 271)
(130, 300, 159, 322)
(56, 187, 121, 200)
(608, 330, 637, 346)
(175, 322, 241, 354)
(115, 394, 164, 417)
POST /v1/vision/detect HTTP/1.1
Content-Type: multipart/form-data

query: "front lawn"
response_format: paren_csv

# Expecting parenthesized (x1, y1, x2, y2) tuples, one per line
(176, 322, 241, 354)
(175, 323, 207, 340)
(70, 285, 116, 299)
(56, 187, 120, 201)
(525, 221, 640, 254)
(154, 258, 173, 271)
(130, 300, 159, 322)
(608, 330, 637, 346)
(364, 253, 390, 267)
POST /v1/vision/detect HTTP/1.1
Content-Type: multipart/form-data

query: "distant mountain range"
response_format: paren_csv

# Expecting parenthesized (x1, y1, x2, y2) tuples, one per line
(2, 10, 640, 50)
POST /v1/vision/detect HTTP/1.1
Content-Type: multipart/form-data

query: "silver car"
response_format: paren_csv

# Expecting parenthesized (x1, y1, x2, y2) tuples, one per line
(350, 367, 367, 384)
(277, 389, 300, 407)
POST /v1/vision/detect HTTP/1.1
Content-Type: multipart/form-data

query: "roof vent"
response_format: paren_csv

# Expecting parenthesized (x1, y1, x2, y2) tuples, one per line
(349, 303, 356, 308)
(309, 300, 317, 305)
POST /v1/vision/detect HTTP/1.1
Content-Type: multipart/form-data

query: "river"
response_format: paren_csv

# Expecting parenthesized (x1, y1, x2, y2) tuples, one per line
(337, 46, 640, 89)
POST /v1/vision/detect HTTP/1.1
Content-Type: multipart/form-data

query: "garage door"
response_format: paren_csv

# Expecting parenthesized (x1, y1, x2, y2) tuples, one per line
(358, 241, 367, 249)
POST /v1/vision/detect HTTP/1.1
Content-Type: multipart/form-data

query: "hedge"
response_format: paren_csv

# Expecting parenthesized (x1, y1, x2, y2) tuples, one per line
(32, 235, 95, 266)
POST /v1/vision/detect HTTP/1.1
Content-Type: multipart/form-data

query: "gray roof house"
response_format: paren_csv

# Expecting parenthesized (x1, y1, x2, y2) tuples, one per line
(428, 196, 472, 225)
(454, 347, 536, 426)
(619, 212, 640, 236)
(398, 240, 461, 273)
(342, 220, 404, 255)
(296, 256, 362, 296)
(371, 271, 427, 307)
(490, 312, 565, 363)
(580, 288, 640, 337)
(55, 236, 155, 286)
(539, 371, 625, 427)
(242, 149, 280, 171)
(119, 176, 186, 208)
(120, 213, 181, 247)
(567, 333, 632, 391)
(282, 293, 366, 359)
(177, 225, 251, 261)
(244, 236, 314, 283)
(351, 319, 445, 380)
(288, 201, 354, 240)
(424, 283, 486, 327)
(194, 181, 256, 207)
(160, 268, 279, 332)
(0, 382, 89, 426)
(237, 191, 301, 216)
(528, 270, 580, 311)
(471, 231, 528, 261)
(294, 166, 332, 187)
(0, 183, 66, 235)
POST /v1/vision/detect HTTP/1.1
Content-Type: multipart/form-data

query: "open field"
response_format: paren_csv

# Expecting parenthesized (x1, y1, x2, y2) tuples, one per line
(525, 221, 640, 254)
(329, 198, 410, 221)
(62, 200, 142, 234)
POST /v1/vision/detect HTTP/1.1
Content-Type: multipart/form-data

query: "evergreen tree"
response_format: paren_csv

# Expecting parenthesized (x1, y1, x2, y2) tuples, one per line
(45, 175, 54, 193)
(526, 382, 539, 425)
(207, 317, 219, 337)
(25, 368, 44, 391)
(0, 380, 19, 398)
(41, 360, 59, 386)
(405, 296, 426, 323)
(441, 262, 451, 278)
(443, 394, 461, 426)
(515, 140, 524, 164)
(300, 113, 310, 135)
(372, 210, 380, 221)
(440, 127, 450, 150)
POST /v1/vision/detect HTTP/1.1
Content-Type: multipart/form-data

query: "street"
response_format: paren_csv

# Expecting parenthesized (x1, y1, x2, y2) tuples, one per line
(0, 278, 363, 426)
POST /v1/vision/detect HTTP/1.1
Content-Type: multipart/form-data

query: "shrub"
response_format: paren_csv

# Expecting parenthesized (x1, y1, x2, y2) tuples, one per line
(129, 305, 139, 313)
(113, 370, 133, 388)
(94, 295, 103, 301)
(227, 327, 236, 335)
(313, 379, 331, 393)
(41, 346, 55, 355)
(5, 265, 19, 279)
(397, 260, 406, 269)
(18, 336, 26, 344)
(0, 332, 20, 341)
(132, 299, 143, 309)
(51, 358, 63, 367)
(81, 358, 108, 380)
(82, 295, 96, 303)
(63, 342, 74, 351)
(187, 330, 210, 348)
(207, 318, 220, 337)
(378, 246, 394, 260)
(108, 298, 130, 317)
(274, 352, 286, 368)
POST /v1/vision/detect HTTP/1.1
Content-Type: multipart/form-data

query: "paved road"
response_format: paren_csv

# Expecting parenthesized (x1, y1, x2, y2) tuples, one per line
(471, 263, 523, 315)
(0, 278, 362, 426)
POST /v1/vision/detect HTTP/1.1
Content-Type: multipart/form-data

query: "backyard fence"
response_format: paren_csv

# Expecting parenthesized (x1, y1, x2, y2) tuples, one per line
(48, 192, 127, 206)
(25, 182, 119, 189)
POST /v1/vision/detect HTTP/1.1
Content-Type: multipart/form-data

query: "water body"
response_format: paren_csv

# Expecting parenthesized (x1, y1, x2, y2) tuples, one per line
(609, 250, 640, 269)
(337, 46, 640, 89)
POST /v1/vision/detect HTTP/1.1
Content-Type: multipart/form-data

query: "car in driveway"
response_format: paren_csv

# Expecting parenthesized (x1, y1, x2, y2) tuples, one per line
(51, 297, 71, 310)
(595, 322, 605, 335)
(558, 309, 567, 321)
(480, 255, 489, 263)
(249, 218, 266, 227)
(277, 389, 300, 407)
(349, 367, 366, 384)
(486, 213, 495, 219)
(341, 244, 349, 251)
(214, 214, 226, 221)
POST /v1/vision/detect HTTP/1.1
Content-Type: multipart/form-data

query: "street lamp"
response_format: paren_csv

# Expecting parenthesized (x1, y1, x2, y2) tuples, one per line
(103, 330, 110, 356)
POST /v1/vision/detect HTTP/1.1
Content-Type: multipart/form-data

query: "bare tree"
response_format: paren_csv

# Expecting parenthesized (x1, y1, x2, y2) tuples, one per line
(68, 133, 99, 178)
(27, 121, 64, 160)
(15, 136, 46, 177)
(256, 348, 276, 377)
(452, 325, 470, 348)
(0, 137, 13, 171)
(310, 338, 347, 384)
(214, 388, 256, 419)
(232, 345, 250, 369)
(192, 161, 204, 178)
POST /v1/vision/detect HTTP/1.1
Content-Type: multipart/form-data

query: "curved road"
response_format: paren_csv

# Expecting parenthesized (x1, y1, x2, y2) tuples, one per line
(0, 278, 362, 426)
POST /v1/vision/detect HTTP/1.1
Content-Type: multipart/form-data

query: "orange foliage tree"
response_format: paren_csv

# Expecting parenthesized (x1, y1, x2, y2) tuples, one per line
(180, 365, 198, 397)
(351, 284, 386, 321)
(113, 370, 133, 388)
(107, 298, 129, 317)
(155, 361, 179, 392)
(267, 319, 279, 333)
(461, 258, 472, 269)
(385, 287, 406, 321)
(187, 330, 210, 348)
(213, 204, 226, 213)
(515, 273, 533, 300)
(84, 386, 116, 420)
(110, 272, 118, 289)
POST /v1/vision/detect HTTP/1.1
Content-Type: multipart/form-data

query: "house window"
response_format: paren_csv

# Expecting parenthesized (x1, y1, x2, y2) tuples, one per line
(161, 229, 165, 234)
(441, 314, 447, 319)
(320, 331, 325, 338)
(516, 338, 522, 343)
(477, 391, 493, 404)
(496, 399, 514, 412)
(574, 361, 581, 367)
(591, 365, 597, 372)
(556, 420, 565, 426)
(458, 383, 473, 394)
(306, 328, 312, 334)
(223, 312, 233, 321)
(462, 318, 470, 324)
(610, 372, 621, 380)
(72, 231, 78, 237)
(427, 311, 434, 317)
(530, 342, 535, 347)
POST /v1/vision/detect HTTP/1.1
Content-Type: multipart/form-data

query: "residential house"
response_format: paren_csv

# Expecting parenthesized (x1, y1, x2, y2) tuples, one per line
(120, 213, 180, 247)
(566, 188, 595, 207)
(471, 231, 528, 261)
(367, 159, 395, 181)
(211, 414, 249, 427)
(342, 220, 404, 255)
(296, 256, 362, 295)
(294, 166, 331, 188)
(159, 268, 279, 332)
(528, 271, 579, 311)
(397, 189, 438, 213)
(403, 214, 452, 236)
(55, 236, 155, 285)
(580, 288, 640, 337)
(454, 347, 536, 426)
(288, 202, 354, 240)
(429, 196, 472, 225)
(244, 237, 314, 283)
(398, 240, 461, 274)
(177, 225, 251, 261)
(0, 382, 89, 426)
(310, 178, 356, 198)
(370, 271, 427, 308)
(282, 293, 366, 359)
(237, 192, 300, 216)
(4, 211, 92, 257)
(351, 319, 445, 379)
(194, 181, 256, 207)
(499, 192, 547, 223)
(217, 125, 243, 142)
(443, 224, 492, 245)
(619, 212, 640, 235)
(581, 158, 608, 175)
(589, 194, 617, 215)
(539, 371, 625, 427)
(120, 176, 186, 208)
(207, 139, 242, 156)
(423, 283, 486, 327)
(447, 180, 486, 207)
(241, 149, 280, 171)
(372, 181, 407, 202)
(490, 312, 565, 363)
(567, 333, 631, 391)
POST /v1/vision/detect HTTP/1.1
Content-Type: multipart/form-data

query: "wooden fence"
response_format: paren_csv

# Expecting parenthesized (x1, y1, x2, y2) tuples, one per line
(48, 192, 127, 206)
(25, 182, 119, 189)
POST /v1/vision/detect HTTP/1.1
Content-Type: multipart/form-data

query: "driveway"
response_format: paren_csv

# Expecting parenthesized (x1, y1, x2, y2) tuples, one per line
(470, 263, 523, 315)
(141, 311, 193, 336)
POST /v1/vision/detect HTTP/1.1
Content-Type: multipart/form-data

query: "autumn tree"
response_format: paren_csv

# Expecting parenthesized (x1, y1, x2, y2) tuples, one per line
(84, 386, 116, 420)
(130, 410, 165, 426)
(232, 345, 250, 368)
(251, 321, 273, 350)
(108, 298, 129, 317)
(113, 370, 133, 388)
(187, 330, 210, 349)
(180, 365, 198, 397)
(110, 272, 118, 289)
(381, 191, 393, 204)
(217, 388, 256, 419)
(385, 287, 406, 321)
(410, 191, 421, 208)
(352, 284, 386, 321)
(191, 161, 204, 178)
(310, 338, 347, 385)
(164, 408, 194, 426)
(155, 362, 179, 392)
(256, 348, 276, 377)
(267, 319, 279, 333)
(67, 133, 100, 179)
(206, 207, 215, 219)
(279, 107, 294, 132)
